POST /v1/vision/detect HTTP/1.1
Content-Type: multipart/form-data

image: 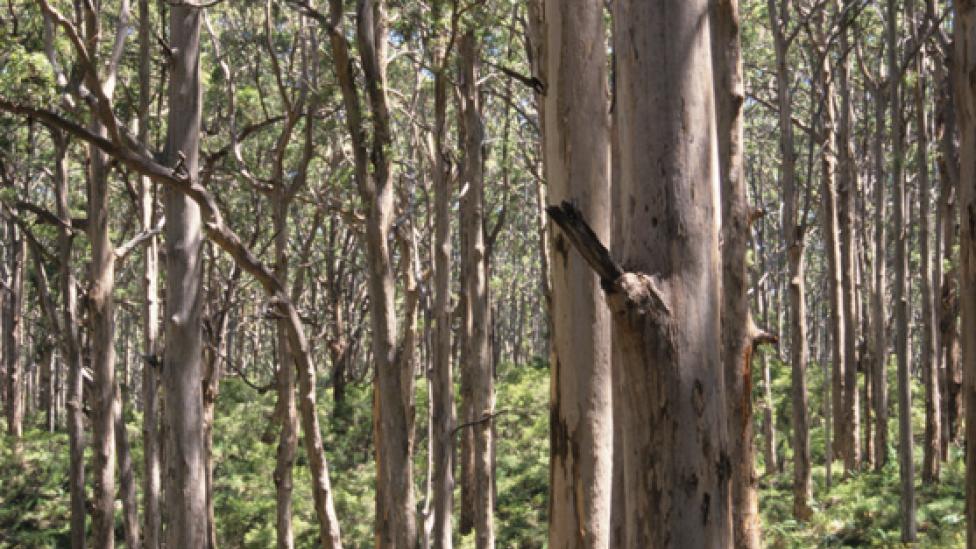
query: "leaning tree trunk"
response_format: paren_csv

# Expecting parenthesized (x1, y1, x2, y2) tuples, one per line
(587, 0, 733, 544)
(953, 2, 976, 546)
(162, 5, 209, 547)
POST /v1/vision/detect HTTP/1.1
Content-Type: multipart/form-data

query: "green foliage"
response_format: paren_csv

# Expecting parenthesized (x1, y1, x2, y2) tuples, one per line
(0, 361, 552, 548)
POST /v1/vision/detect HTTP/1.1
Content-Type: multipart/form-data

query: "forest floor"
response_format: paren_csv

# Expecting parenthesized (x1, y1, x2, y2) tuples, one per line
(0, 357, 966, 548)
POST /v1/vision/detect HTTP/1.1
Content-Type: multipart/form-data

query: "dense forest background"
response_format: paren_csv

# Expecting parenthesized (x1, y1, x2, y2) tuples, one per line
(1, 0, 975, 547)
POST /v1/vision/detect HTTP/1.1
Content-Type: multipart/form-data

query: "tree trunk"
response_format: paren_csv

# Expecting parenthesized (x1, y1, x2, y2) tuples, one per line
(115, 381, 141, 549)
(711, 1, 761, 546)
(541, 1, 613, 547)
(769, 0, 812, 519)
(87, 118, 118, 549)
(458, 31, 495, 549)
(837, 4, 860, 472)
(138, 1, 162, 546)
(3, 218, 24, 440)
(916, 39, 941, 483)
(815, 38, 847, 475)
(273, 192, 298, 549)
(602, 0, 732, 544)
(888, 0, 916, 540)
(53, 129, 87, 549)
(952, 2, 976, 546)
(871, 82, 889, 471)
(430, 5, 455, 545)
(162, 5, 208, 546)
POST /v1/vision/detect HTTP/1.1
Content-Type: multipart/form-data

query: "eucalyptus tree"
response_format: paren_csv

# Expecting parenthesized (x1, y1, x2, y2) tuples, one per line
(540, 0, 613, 546)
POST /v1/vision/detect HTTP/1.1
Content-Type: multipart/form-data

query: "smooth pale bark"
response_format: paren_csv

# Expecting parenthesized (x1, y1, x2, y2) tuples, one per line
(607, 0, 732, 544)
(953, 2, 976, 546)
(162, 6, 208, 547)
(458, 32, 495, 549)
(915, 41, 941, 483)
(711, 1, 761, 547)
(542, 1, 613, 547)
(768, 0, 812, 519)
(888, 0, 916, 540)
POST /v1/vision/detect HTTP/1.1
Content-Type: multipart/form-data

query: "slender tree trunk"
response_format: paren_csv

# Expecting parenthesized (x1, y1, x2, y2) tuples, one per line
(273, 192, 298, 549)
(326, 1, 416, 543)
(600, 0, 732, 544)
(88, 116, 118, 549)
(162, 5, 208, 546)
(916, 40, 941, 483)
(837, 4, 860, 472)
(888, 0, 916, 540)
(430, 7, 455, 545)
(871, 82, 889, 470)
(115, 381, 141, 549)
(3, 219, 24, 440)
(815, 41, 847, 474)
(458, 32, 495, 549)
(953, 2, 976, 546)
(541, 1, 613, 547)
(769, 0, 812, 519)
(138, 1, 162, 546)
(53, 130, 87, 549)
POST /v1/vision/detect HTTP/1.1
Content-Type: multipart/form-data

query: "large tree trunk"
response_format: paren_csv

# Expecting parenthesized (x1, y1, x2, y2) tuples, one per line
(711, 1, 761, 547)
(769, 0, 812, 520)
(458, 32, 495, 549)
(542, 1, 613, 547)
(600, 0, 732, 544)
(888, 0, 916, 540)
(162, 5, 208, 546)
(953, 2, 976, 546)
